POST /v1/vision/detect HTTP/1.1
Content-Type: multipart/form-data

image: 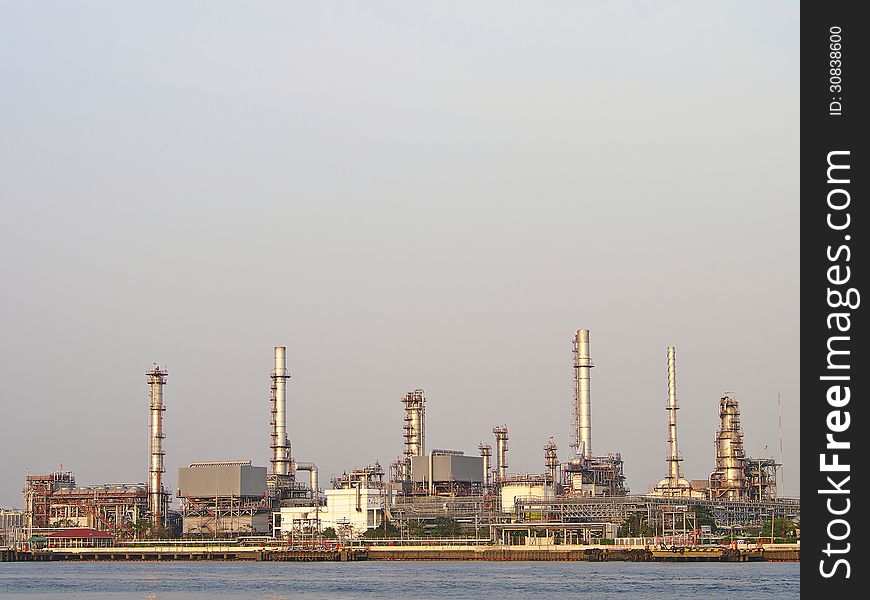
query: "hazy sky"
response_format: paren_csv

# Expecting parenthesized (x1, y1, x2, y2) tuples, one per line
(0, 1, 799, 508)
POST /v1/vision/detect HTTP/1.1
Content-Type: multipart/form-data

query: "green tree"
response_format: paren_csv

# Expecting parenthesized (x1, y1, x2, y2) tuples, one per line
(362, 520, 400, 539)
(762, 518, 795, 540)
(431, 517, 463, 537)
(618, 513, 657, 537)
(322, 527, 338, 539)
(130, 519, 149, 540)
(406, 520, 426, 538)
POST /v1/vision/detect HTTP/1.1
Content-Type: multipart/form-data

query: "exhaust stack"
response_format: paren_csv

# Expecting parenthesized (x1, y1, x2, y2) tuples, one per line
(666, 346, 683, 487)
(709, 393, 747, 499)
(271, 347, 291, 476)
(146, 364, 168, 527)
(573, 329, 593, 459)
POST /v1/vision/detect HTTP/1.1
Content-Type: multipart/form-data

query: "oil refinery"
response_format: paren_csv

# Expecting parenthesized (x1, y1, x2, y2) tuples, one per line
(7, 330, 799, 555)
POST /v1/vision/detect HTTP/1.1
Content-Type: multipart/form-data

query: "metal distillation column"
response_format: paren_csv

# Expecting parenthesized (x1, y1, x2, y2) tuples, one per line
(711, 393, 746, 499)
(271, 347, 291, 476)
(574, 329, 593, 460)
(544, 439, 559, 485)
(402, 390, 426, 480)
(478, 443, 492, 488)
(493, 426, 508, 482)
(146, 364, 168, 527)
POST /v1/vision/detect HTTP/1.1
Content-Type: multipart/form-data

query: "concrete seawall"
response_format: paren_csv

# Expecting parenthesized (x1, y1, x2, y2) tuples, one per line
(2, 544, 799, 562)
(367, 544, 798, 562)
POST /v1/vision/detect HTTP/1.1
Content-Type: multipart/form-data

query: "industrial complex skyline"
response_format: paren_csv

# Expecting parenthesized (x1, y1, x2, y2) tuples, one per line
(0, 2, 798, 508)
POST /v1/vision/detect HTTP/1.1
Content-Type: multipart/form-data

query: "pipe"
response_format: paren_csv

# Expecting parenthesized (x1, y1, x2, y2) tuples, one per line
(146, 365, 167, 527)
(666, 346, 682, 486)
(271, 347, 291, 476)
(574, 330, 593, 460)
(428, 451, 434, 495)
(295, 462, 319, 507)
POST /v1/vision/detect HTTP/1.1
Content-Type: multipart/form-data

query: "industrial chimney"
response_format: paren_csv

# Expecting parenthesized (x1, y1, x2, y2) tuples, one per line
(146, 364, 168, 527)
(573, 329, 593, 459)
(270, 347, 291, 476)
(665, 346, 683, 488)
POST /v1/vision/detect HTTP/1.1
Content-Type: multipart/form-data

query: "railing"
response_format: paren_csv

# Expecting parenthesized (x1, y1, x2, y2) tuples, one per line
(356, 537, 492, 547)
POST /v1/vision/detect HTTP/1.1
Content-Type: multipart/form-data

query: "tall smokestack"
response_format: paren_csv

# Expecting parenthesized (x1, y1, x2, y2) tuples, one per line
(401, 390, 426, 480)
(271, 347, 291, 476)
(146, 364, 168, 527)
(665, 346, 683, 488)
(574, 329, 593, 459)
(493, 425, 508, 482)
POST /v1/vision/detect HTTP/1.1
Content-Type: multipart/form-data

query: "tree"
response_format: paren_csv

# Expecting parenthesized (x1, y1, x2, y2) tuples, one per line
(431, 517, 463, 538)
(406, 520, 426, 538)
(362, 520, 400, 539)
(322, 527, 338, 539)
(130, 519, 149, 541)
(618, 512, 656, 537)
(762, 517, 795, 540)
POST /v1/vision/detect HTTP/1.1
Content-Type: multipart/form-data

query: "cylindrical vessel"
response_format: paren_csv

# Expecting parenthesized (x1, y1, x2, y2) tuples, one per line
(544, 440, 559, 484)
(710, 394, 747, 499)
(146, 365, 167, 527)
(271, 347, 291, 476)
(574, 330, 593, 459)
(479, 443, 492, 488)
(493, 426, 508, 481)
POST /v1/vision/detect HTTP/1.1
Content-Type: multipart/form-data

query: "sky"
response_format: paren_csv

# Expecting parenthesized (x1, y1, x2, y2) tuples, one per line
(0, 1, 799, 508)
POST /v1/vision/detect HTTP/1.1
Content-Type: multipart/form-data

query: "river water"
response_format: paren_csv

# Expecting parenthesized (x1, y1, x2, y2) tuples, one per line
(0, 561, 799, 599)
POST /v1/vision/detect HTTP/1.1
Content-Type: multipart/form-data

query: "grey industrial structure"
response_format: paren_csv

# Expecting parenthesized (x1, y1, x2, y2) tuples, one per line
(177, 462, 270, 535)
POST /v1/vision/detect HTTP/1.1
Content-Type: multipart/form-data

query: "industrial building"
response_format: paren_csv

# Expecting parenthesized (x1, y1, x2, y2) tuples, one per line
(18, 332, 798, 547)
(708, 393, 780, 501)
(275, 463, 394, 539)
(559, 330, 627, 497)
(1, 508, 25, 546)
(21, 365, 172, 538)
(380, 330, 795, 543)
(177, 461, 270, 535)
